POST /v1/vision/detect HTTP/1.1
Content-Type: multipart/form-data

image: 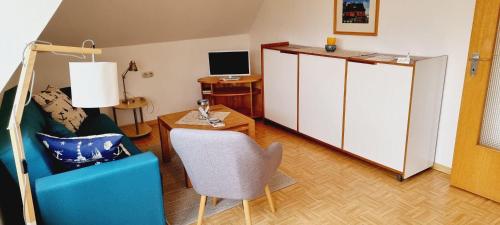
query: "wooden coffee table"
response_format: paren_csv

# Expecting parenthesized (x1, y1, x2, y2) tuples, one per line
(158, 104, 255, 161)
(158, 105, 255, 187)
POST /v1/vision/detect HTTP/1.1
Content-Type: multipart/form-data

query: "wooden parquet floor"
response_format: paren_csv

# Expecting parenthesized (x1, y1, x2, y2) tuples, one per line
(133, 121, 500, 225)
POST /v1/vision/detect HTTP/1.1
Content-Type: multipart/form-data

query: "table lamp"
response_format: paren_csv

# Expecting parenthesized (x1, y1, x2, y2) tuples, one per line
(121, 60, 138, 104)
(8, 41, 118, 224)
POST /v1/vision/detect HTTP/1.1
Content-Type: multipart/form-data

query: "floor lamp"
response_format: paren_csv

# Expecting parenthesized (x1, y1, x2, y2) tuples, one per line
(8, 43, 119, 225)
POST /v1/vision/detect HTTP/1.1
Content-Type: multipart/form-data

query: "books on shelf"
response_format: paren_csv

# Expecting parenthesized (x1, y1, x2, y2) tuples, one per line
(202, 90, 212, 94)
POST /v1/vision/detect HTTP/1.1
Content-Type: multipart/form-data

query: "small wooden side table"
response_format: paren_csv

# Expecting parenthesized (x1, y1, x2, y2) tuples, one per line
(112, 97, 152, 138)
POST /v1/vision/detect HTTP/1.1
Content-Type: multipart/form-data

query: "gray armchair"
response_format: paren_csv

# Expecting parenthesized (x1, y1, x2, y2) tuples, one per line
(170, 128, 283, 225)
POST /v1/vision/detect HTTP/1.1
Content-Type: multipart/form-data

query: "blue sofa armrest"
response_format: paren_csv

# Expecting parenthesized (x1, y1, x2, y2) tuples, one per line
(35, 152, 166, 225)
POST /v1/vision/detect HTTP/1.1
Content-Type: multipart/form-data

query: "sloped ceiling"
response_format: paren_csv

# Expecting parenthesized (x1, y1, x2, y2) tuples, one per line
(0, 0, 62, 92)
(40, 0, 264, 48)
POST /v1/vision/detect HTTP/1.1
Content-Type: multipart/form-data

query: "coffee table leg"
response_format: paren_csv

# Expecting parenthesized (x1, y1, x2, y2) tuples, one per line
(184, 168, 193, 188)
(248, 120, 256, 139)
(158, 119, 171, 162)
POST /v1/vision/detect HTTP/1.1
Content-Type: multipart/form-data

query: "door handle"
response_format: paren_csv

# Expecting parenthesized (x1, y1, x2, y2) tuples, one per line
(470, 53, 480, 76)
(469, 52, 493, 76)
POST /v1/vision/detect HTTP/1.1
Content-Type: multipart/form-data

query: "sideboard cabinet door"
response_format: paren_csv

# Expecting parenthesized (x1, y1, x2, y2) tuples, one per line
(263, 49, 298, 130)
(344, 62, 413, 171)
(299, 54, 345, 147)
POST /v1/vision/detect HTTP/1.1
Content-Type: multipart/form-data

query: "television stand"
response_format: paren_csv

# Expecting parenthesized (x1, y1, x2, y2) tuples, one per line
(198, 75, 263, 118)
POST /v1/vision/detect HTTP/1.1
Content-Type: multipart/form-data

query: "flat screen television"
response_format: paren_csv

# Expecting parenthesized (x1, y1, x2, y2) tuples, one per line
(208, 50, 250, 77)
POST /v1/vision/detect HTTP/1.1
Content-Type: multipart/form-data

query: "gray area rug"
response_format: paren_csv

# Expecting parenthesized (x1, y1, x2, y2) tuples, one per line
(149, 145, 296, 225)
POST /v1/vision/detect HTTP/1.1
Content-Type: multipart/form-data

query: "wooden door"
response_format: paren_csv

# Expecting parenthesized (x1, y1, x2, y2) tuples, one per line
(298, 54, 345, 147)
(344, 62, 413, 172)
(451, 0, 500, 202)
(263, 49, 298, 130)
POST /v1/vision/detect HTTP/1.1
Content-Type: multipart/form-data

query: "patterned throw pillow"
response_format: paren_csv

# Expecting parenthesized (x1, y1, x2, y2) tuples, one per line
(37, 133, 131, 171)
(33, 86, 87, 132)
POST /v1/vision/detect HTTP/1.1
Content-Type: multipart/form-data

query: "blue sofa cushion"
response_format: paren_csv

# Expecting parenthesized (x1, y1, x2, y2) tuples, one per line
(45, 117, 77, 137)
(77, 114, 141, 155)
(37, 133, 130, 171)
(35, 152, 166, 225)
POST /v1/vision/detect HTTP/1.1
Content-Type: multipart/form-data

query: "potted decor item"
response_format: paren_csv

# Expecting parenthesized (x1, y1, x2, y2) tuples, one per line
(197, 99, 210, 119)
(326, 37, 337, 52)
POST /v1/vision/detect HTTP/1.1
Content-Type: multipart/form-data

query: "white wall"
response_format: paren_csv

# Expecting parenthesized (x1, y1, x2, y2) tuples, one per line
(249, 0, 476, 167)
(28, 34, 250, 126)
(0, 0, 62, 91)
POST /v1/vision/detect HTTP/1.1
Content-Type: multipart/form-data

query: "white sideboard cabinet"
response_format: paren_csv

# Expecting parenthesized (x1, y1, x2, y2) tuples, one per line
(344, 57, 448, 179)
(343, 62, 413, 172)
(299, 54, 345, 148)
(263, 49, 298, 130)
(261, 43, 447, 180)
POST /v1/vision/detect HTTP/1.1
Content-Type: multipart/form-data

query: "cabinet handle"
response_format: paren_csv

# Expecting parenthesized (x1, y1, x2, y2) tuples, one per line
(280, 50, 299, 55)
(348, 58, 377, 65)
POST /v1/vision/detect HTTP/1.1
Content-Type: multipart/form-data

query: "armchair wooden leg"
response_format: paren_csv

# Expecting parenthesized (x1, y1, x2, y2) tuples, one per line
(242, 200, 252, 225)
(197, 195, 207, 225)
(265, 185, 276, 213)
(212, 197, 218, 206)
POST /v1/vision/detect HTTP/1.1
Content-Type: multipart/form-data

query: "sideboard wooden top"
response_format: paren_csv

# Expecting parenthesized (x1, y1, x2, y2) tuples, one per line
(267, 45, 365, 59)
(264, 43, 434, 67)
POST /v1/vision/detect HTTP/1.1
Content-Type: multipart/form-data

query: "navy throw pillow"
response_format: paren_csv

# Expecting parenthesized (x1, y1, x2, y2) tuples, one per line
(37, 133, 130, 171)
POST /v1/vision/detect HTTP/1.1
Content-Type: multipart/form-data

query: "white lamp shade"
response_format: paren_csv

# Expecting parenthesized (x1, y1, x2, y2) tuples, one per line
(69, 62, 119, 108)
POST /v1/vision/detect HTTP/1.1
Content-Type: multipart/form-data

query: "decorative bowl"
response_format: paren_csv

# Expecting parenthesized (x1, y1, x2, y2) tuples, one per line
(325, 45, 337, 52)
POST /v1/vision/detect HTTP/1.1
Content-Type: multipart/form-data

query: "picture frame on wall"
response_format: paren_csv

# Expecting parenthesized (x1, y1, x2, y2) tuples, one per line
(334, 0, 380, 36)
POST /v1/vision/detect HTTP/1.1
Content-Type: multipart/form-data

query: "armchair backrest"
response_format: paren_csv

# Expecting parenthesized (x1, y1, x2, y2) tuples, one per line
(170, 128, 280, 200)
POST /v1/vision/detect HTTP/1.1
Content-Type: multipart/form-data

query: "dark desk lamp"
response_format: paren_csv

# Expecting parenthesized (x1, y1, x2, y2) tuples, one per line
(121, 60, 138, 104)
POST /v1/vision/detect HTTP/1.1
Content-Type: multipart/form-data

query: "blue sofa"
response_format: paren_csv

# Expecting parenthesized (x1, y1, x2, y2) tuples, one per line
(0, 87, 166, 225)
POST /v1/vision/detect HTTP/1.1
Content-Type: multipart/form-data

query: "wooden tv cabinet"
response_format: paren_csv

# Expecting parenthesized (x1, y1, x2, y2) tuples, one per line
(197, 75, 263, 118)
